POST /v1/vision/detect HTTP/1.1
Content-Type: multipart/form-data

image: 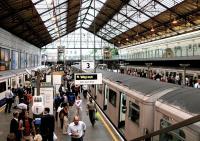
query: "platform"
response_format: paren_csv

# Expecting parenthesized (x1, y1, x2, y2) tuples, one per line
(0, 97, 114, 141)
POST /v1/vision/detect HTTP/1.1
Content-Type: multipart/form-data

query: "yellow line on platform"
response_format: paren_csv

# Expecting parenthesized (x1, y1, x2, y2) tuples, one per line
(0, 106, 5, 112)
(98, 112, 119, 141)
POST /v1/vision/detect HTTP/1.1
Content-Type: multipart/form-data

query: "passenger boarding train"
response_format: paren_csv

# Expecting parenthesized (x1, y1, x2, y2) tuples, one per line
(72, 65, 200, 141)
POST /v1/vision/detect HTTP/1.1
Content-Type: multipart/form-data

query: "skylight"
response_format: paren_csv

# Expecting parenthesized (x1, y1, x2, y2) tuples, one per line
(98, 0, 184, 40)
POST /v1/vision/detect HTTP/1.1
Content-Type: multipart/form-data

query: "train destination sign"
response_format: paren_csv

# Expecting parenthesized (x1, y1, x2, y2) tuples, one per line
(74, 73, 102, 85)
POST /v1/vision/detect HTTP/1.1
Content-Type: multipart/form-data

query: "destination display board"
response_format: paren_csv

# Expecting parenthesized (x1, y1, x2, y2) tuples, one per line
(74, 73, 102, 85)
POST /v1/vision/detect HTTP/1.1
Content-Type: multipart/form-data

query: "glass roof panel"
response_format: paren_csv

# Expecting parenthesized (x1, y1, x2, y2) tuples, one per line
(32, 0, 68, 38)
(97, 0, 184, 40)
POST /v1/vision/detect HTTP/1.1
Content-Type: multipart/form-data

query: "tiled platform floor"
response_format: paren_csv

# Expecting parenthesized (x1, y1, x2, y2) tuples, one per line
(0, 98, 113, 141)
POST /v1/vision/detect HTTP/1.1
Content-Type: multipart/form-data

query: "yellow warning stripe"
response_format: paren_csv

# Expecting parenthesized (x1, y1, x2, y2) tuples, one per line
(97, 112, 119, 141)
(0, 105, 5, 112)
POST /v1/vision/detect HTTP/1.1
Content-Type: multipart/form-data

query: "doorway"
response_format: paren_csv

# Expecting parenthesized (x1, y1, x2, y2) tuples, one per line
(118, 92, 126, 134)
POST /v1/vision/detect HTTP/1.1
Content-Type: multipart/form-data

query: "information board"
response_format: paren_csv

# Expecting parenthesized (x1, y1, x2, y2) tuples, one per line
(40, 87, 54, 115)
(74, 73, 102, 85)
(32, 96, 44, 115)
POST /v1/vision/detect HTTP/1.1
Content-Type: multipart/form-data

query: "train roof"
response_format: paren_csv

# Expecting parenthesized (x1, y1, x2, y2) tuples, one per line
(97, 69, 178, 96)
(158, 87, 200, 114)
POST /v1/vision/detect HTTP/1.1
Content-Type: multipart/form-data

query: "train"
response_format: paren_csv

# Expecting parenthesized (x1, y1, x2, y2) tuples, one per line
(119, 65, 200, 78)
(72, 65, 200, 141)
(0, 66, 48, 107)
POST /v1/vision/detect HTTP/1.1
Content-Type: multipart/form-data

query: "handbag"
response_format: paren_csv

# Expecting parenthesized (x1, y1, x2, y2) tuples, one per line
(53, 132, 57, 141)
(57, 106, 63, 113)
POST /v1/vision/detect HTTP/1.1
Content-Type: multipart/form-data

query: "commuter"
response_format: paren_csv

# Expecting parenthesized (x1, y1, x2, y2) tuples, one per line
(17, 84, 25, 103)
(194, 79, 200, 88)
(19, 111, 35, 141)
(75, 95, 82, 118)
(82, 85, 88, 99)
(59, 84, 65, 97)
(40, 107, 55, 141)
(59, 103, 68, 129)
(10, 111, 20, 141)
(86, 97, 96, 127)
(74, 85, 80, 98)
(63, 115, 69, 135)
(68, 116, 86, 141)
(5, 87, 14, 113)
(54, 94, 61, 121)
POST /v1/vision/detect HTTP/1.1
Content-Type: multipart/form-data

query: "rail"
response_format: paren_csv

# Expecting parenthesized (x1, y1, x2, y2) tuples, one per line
(130, 114, 200, 141)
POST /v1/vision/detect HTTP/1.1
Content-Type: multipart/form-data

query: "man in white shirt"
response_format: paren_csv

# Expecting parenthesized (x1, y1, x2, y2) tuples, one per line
(5, 87, 14, 113)
(194, 79, 200, 88)
(68, 116, 86, 141)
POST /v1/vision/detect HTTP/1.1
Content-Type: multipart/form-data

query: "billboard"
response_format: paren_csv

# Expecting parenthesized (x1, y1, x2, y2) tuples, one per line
(11, 50, 19, 70)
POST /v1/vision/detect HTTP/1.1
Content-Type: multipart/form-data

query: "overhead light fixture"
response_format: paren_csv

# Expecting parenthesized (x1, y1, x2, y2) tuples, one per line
(126, 38, 129, 41)
(151, 27, 155, 32)
(118, 41, 121, 44)
(51, 16, 56, 21)
(172, 19, 178, 24)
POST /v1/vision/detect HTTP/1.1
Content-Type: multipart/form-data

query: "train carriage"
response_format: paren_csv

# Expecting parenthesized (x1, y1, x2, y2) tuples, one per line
(89, 69, 179, 140)
(155, 88, 200, 141)
(72, 65, 200, 141)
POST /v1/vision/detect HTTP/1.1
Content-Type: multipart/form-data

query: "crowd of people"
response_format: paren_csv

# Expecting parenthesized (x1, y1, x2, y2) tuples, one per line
(7, 66, 97, 141)
(122, 68, 200, 88)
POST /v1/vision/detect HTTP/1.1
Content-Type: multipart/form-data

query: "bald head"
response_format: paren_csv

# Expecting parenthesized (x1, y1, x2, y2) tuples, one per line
(73, 116, 80, 125)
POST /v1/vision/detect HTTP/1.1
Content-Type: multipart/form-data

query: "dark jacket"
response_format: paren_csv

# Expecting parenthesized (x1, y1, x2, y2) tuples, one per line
(40, 114, 55, 136)
(10, 118, 19, 138)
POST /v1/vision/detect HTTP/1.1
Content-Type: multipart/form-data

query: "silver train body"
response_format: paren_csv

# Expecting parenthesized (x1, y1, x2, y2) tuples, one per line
(72, 65, 200, 141)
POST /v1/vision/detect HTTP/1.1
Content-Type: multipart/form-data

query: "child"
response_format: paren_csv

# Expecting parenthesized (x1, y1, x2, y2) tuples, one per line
(33, 128, 42, 141)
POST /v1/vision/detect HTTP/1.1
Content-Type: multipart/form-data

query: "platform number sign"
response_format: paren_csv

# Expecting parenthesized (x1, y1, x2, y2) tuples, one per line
(82, 60, 94, 70)
(87, 63, 90, 68)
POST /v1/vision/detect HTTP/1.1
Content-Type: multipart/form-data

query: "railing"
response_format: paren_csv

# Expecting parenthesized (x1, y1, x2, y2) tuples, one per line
(131, 114, 200, 141)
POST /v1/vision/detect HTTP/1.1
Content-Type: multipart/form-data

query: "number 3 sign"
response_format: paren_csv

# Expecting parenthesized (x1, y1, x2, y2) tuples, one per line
(82, 60, 94, 70)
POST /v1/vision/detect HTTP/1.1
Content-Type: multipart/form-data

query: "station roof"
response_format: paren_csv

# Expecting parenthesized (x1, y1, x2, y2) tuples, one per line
(0, 0, 199, 48)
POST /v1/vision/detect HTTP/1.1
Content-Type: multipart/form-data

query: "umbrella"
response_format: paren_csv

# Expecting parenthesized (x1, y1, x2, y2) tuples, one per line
(17, 103, 27, 110)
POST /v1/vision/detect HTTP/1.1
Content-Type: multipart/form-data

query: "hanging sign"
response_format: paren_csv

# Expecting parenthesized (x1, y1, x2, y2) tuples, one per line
(74, 73, 102, 85)
(81, 60, 94, 70)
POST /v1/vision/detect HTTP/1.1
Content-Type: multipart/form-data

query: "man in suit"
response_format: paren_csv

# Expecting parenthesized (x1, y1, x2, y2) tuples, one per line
(40, 107, 55, 141)
(10, 111, 20, 141)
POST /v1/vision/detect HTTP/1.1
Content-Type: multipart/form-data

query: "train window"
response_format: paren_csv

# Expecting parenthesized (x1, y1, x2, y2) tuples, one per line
(0, 81, 6, 93)
(129, 101, 140, 125)
(97, 84, 103, 94)
(108, 89, 116, 107)
(160, 119, 186, 141)
(19, 77, 22, 84)
(91, 85, 94, 88)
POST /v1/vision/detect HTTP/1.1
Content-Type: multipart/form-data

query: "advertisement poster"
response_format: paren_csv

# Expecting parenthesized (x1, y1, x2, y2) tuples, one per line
(31, 54, 34, 67)
(11, 51, 19, 70)
(4, 49, 10, 70)
(34, 55, 37, 67)
(40, 87, 54, 115)
(20, 52, 26, 69)
(0, 48, 5, 71)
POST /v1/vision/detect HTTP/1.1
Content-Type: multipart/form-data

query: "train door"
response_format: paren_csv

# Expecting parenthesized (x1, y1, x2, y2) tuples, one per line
(103, 84, 109, 110)
(118, 92, 126, 134)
